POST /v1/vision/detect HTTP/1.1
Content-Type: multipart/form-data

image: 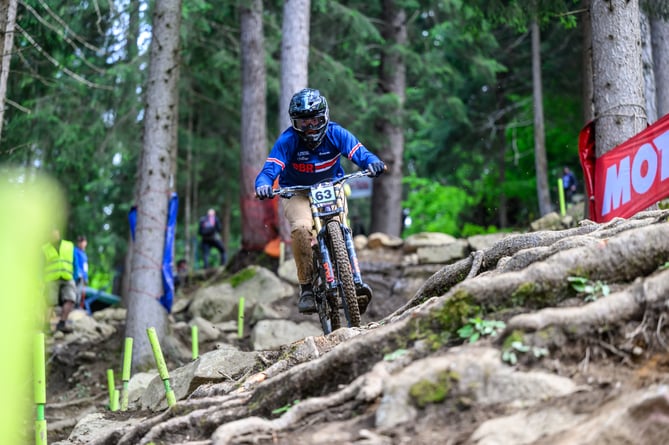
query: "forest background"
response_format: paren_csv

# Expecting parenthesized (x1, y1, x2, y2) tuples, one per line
(1, 0, 665, 294)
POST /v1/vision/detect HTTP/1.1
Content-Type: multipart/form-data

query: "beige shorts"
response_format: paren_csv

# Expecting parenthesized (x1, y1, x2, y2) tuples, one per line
(45, 279, 77, 306)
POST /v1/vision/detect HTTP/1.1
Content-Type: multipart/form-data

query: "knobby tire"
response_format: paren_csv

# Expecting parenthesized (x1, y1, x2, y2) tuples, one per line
(326, 220, 360, 327)
(313, 246, 340, 334)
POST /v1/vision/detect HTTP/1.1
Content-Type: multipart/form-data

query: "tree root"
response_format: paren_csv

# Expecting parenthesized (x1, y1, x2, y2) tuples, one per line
(105, 394, 249, 445)
(505, 268, 669, 333)
(439, 222, 669, 309)
(210, 362, 387, 445)
(395, 210, 669, 315)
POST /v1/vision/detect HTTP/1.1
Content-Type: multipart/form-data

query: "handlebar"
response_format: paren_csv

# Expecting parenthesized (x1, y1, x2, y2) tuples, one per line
(271, 169, 373, 198)
(256, 170, 372, 198)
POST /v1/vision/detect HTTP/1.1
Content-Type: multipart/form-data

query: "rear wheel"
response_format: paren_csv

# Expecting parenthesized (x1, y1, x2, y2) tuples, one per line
(326, 220, 360, 327)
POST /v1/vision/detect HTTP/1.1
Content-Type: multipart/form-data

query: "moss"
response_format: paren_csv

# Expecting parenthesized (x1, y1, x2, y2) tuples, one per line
(433, 290, 480, 333)
(409, 370, 460, 408)
(411, 290, 480, 349)
(502, 330, 525, 350)
(228, 266, 257, 288)
(510, 282, 536, 306)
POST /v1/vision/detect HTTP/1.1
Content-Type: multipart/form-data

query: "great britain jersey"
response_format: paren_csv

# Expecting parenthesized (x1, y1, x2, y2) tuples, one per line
(255, 122, 382, 188)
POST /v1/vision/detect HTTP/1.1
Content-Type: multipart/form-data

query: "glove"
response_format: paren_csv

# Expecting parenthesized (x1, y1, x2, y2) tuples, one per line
(367, 161, 386, 177)
(256, 185, 274, 200)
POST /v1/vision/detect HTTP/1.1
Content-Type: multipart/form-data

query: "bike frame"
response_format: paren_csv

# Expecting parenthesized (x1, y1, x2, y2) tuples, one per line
(273, 171, 371, 325)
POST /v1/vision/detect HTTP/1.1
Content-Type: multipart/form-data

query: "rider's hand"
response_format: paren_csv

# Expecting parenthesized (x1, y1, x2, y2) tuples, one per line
(256, 185, 274, 200)
(368, 162, 386, 177)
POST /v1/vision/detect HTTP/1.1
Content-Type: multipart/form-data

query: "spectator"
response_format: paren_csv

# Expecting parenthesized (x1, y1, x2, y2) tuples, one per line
(174, 258, 188, 290)
(562, 166, 578, 204)
(198, 208, 226, 269)
(42, 228, 77, 333)
(74, 235, 89, 309)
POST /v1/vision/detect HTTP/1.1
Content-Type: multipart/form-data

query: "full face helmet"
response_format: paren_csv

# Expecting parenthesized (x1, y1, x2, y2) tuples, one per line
(289, 88, 329, 149)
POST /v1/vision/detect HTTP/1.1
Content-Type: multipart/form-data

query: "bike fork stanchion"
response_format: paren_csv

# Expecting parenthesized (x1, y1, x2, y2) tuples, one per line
(342, 225, 363, 284)
(317, 236, 336, 286)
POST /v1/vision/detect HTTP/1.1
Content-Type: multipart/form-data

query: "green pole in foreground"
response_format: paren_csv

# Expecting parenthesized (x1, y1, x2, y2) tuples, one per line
(191, 325, 199, 360)
(106, 369, 118, 411)
(120, 337, 133, 411)
(34, 333, 47, 445)
(238, 297, 245, 339)
(558, 178, 566, 216)
(146, 327, 176, 407)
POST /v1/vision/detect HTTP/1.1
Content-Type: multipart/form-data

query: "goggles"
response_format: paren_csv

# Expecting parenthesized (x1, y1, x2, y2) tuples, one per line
(292, 115, 327, 132)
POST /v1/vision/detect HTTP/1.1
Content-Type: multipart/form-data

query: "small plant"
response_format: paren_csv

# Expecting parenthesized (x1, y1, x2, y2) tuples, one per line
(383, 348, 408, 361)
(660, 261, 669, 270)
(271, 399, 299, 415)
(457, 317, 506, 343)
(567, 276, 610, 302)
(502, 341, 549, 365)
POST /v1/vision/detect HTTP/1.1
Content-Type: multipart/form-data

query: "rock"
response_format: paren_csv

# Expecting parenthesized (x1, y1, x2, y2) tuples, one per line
(141, 348, 260, 411)
(367, 232, 404, 248)
(416, 239, 469, 264)
(190, 316, 220, 341)
(375, 346, 582, 429)
(251, 319, 322, 350)
(467, 232, 517, 251)
(403, 232, 458, 253)
(530, 212, 563, 231)
(189, 266, 293, 322)
(277, 258, 299, 285)
(51, 412, 146, 445)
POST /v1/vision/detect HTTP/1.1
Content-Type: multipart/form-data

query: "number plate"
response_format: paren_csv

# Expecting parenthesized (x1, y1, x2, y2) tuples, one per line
(310, 183, 336, 205)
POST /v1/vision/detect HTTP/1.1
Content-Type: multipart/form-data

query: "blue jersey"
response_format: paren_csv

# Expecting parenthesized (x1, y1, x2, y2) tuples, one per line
(74, 247, 88, 283)
(255, 122, 382, 188)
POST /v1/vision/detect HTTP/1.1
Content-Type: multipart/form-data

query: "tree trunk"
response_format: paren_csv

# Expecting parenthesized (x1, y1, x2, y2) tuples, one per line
(640, 9, 657, 123)
(240, 0, 271, 251)
(531, 20, 551, 216)
(371, 0, 406, 237)
(0, 0, 17, 141)
(125, 0, 182, 371)
(279, 0, 310, 133)
(184, 107, 193, 266)
(651, 17, 669, 118)
(277, 0, 310, 250)
(591, 0, 646, 158)
(496, 73, 509, 229)
(581, 0, 594, 124)
(120, 0, 143, 305)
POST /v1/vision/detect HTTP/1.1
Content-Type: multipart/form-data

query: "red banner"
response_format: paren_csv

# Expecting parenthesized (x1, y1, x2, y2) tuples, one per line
(579, 113, 669, 222)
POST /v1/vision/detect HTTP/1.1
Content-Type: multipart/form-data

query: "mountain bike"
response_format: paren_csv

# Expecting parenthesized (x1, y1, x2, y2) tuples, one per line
(273, 170, 375, 334)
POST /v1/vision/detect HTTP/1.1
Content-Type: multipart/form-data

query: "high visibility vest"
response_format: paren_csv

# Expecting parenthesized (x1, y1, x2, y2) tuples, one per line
(42, 240, 74, 282)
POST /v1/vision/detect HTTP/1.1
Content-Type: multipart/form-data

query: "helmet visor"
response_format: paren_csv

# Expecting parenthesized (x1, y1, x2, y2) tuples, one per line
(292, 115, 327, 133)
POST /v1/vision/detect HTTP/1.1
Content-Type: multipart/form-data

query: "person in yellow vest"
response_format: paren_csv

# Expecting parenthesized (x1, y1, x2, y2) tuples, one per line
(42, 228, 78, 333)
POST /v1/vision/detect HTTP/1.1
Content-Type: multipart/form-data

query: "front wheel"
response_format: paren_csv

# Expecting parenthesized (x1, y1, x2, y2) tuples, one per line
(326, 220, 360, 327)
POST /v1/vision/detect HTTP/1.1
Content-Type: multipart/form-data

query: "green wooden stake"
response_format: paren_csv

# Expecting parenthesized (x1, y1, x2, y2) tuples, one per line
(120, 337, 133, 411)
(191, 325, 199, 360)
(34, 333, 47, 445)
(558, 178, 566, 216)
(146, 327, 176, 407)
(279, 241, 285, 267)
(238, 297, 245, 339)
(106, 369, 118, 411)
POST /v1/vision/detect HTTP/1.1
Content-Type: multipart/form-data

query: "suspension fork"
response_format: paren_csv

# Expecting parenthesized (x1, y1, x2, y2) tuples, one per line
(316, 228, 337, 290)
(341, 224, 363, 285)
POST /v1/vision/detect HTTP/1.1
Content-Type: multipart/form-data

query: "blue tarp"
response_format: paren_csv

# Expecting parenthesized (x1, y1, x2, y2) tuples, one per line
(83, 286, 121, 314)
(161, 193, 178, 313)
(127, 192, 178, 313)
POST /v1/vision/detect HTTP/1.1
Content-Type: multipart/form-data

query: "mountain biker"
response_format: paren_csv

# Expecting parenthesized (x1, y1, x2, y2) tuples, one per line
(255, 88, 385, 314)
